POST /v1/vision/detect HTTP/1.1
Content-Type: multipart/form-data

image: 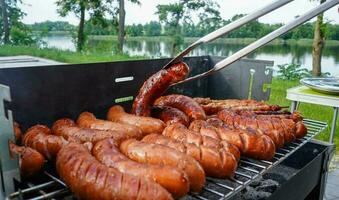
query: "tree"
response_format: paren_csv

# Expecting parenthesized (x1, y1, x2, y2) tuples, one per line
(117, 0, 140, 53)
(144, 21, 161, 36)
(312, 0, 326, 76)
(0, 0, 9, 43)
(126, 23, 143, 37)
(156, 0, 221, 56)
(97, 0, 140, 53)
(56, 0, 103, 51)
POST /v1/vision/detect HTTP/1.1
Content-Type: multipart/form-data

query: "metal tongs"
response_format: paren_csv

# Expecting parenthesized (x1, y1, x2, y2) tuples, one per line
(165, 0, 339, 85)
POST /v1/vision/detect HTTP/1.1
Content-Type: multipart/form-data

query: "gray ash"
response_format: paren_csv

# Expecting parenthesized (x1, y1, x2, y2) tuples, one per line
(235, 176, 279, 200)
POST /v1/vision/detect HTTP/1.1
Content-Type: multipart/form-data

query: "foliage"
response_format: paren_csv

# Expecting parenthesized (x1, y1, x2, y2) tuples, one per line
(143, 21, 161, 36)
(156, 0, 221, 55)
(277, 63, 311, 80)
(126, 24, 143, 37)
(0, 0, 43, 45)
(29, 21, 76, 32)
(55, 0, 105, 51)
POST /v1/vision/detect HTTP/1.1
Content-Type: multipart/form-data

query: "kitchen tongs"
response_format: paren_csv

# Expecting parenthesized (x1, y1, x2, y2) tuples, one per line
(165, 0, 339, 86)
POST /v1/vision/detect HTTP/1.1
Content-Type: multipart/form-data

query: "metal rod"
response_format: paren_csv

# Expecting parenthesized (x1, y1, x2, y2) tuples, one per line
(330, 107, 338, 143)
(8, 181, 55, 198)
(162, 0, 293, 69)
(175, 0, 339, 84)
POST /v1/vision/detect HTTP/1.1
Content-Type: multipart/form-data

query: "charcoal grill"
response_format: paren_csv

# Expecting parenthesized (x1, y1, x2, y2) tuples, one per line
(0, 56, 335, 200)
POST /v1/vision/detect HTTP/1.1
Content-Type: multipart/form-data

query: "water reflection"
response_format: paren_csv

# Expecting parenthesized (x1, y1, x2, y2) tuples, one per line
(42, 35, 339, 76)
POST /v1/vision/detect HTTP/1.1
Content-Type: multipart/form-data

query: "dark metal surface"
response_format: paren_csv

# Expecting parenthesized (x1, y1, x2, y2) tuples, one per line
(0, 85, 19, 199)
(0, 56, 272, 130)
(208, 57, 273, 100)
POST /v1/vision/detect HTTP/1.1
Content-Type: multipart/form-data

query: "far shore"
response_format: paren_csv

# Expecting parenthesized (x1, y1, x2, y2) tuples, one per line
(41, 31, 339, 47)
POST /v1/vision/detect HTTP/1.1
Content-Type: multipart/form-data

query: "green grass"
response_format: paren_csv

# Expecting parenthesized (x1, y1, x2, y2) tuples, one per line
(268, 78, 339, 150)
(0, 45, 144, 63)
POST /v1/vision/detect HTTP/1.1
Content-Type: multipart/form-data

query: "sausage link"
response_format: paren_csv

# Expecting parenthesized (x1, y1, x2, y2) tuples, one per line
(52, 118, 135, 144)
(132, 62, 189, 116)
(154, 95, 206, 121)
(13, 122, 22, 143)
(142, 134, 237, 178)
(23, 125, 66, 160)
(152, 106, 190, 127)
(107, 105, 165, 135)
(77, 112, 143, 139)
(92, 138, 189, 198)
(120, 139, 205, 192)
(163, 123, 240, 161)
(9, 141, 45, 177)
(202, 118, 276, 160)
(57, 143, 173, 200)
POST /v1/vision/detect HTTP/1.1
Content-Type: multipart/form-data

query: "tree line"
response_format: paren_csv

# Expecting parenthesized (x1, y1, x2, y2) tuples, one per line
(29, 18, 339, 40)
(0, 0, 336, 75)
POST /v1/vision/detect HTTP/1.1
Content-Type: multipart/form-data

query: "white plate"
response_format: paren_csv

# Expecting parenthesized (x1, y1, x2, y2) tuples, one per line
(300, 78, 339, 95)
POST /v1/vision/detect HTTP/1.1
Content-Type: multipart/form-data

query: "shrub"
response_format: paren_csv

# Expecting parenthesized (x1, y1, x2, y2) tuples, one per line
(277, 63, 311, 80)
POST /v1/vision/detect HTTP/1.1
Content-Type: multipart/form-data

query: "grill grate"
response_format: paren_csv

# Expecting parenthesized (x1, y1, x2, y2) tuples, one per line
(5, 119, 327, 200)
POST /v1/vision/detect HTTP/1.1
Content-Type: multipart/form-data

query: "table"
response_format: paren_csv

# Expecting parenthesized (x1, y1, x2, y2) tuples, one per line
(286, 86, 339, 143)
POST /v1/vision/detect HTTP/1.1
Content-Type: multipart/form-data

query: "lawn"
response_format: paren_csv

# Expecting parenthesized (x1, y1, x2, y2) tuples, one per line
(0, 45, 144, 63)
(268, 78, 339, 150)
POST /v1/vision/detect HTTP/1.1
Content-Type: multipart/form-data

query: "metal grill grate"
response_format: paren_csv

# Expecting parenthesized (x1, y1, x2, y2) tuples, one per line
(5, 119, 327, 200)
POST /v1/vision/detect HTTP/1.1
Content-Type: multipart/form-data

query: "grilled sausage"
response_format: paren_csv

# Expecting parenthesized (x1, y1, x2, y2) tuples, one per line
(120, 139, 205, 192)
(23, 125, 67, 160)
(218, 109, 306, 142)
(152, 106, 190, 126)
(154, 95, 206, 121)
(92, 138, 189, 198)
(52, 118, 136, 144)
(194, 98, 282, 115)
(13, 122, 22, 143)
(77, 112, 143, 139)
(132, 62, 189, 117)
(57, 142, 173, 200)
(107, 105, 165, 135)
(200, 118, 276, 160)
(142, 134, 237, 178)
(164, 122, 240, 161)
(9, 141, 45, 177)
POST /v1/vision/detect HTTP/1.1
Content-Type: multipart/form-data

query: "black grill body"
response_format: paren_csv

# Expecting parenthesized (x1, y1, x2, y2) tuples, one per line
(0, 56, 334, 200)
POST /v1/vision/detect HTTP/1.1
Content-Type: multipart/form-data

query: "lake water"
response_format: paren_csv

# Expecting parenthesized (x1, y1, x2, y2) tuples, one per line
(42, 35, 339, 76)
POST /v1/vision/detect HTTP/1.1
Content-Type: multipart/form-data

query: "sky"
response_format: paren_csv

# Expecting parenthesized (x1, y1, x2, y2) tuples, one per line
(20, 0, 339, 25)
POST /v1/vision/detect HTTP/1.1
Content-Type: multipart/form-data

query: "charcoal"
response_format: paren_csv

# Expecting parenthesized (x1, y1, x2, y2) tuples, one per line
(256, 179, 279, 193)
(240, 187, 271, 200)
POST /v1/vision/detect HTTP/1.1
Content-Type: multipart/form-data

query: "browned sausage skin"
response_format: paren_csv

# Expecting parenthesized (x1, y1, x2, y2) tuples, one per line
(52, 118, 136, 144)
(22, 125, 67, 160)
(120, 139, 205, 192)
(9, 141, 45, 177)
(77, 112, 143, 139)
(107, 105, 165, 135)
(13, 122, 22, 143)
(202, 118, 276, 160)
(154, 94, 206, 121)
(57, 142, 173, 200)
(152, 106, 190, 126)
(142, 134, 237, 178)
(92, 138, 189, 198)
(132, 62, 189, 117)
